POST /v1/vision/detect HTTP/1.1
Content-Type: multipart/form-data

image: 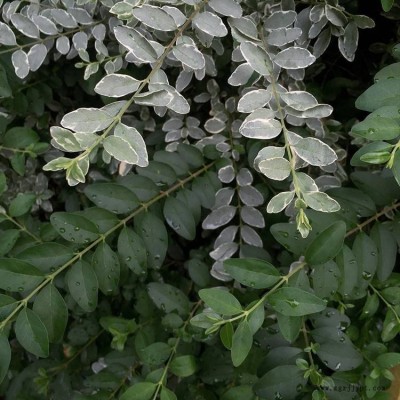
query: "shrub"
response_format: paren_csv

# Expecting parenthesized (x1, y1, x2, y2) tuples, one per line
(0, 0, 400, 399)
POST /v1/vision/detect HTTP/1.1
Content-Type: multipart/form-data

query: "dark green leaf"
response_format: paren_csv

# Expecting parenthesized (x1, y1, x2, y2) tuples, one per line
(84, 183, 140, 214)
(120, 382, 157, 400)
(316, 342, 363, 371)
(160, 387, 177, 400)
(220, 322, 234, 349)
(170, 355, 198, 377)
(32, 284, 68, 343)
(0, 334, 10, 384)
(15, 308, 49, 357)
(147, 282, 190, 316)
(117, 227, 147, 275)
(0, 229, 20, 256)
(305, 221, 346, 265)
(66, 260, 98, 312)
(276, 313, 302, 343)
(0, 294, 17, 319)
(50, 212, 99, 243)
(0, 259, 44, 292)
(221, 385, 256, 400)
(375, 352, 400, 368)
(231, 320, 252, 367)
(9, 193, 36, 217)
(3, 127, 39, 148)
(163, 196, 196, 240)
(336, 245, 359, 299)
(269, 287, 327, 316)
(199, 288, 242, 315)
(224, 258, 280, 289)
(139, 342, 171, 366)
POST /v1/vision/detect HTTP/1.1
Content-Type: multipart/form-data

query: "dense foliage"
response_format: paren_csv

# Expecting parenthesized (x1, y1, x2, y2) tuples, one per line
(1, 0, 400, 399)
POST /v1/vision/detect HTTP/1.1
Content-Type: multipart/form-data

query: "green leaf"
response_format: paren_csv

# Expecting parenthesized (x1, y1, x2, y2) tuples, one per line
(336, 245, 359, 298)
(66, 260, 98, 312)
(315, 342, 363, 371)
(10, 153, 25, 176)
(223, 258, 280, 289)
(32, 284, 68, 343)
(15, 308, 49, 358)
(351, 117, 400, 141)
(92, 242, 120, 295)
(170, 355, 198, 377)
(0, 334, 11, 384)
(381, 287, 400, 305)
(3, 127, 39, 148)
(147, 282, 190, 316)
(312, 261, 340, 299)
(375, 352, 400, 368)
(8, 193, 36, 217)
(254, 365, 307, 399)
(0, 294, 18, 319)
(269, 287, 327, 316)
(78, 207, 119, 233)
(220, 322, 234, 349)
(50, 212, 99, 243)
(16, 243, 73, 273)
(120, 382, 158, 400)
(163, 196, 196, 240)
(359, 151, 391, 164)
(0, 259, 44, 292)
(352, 232, 377, 288)
(248, 303, 265, 334)
(0, 229, 20, 256)
(305, 221, 346, 265)
(381, 0, 394, 11)
(199, 288, 242, 315)
(139, 342, 171, 366)
(135, 212, 168, 269)
(276, 313, 302, 343)
(160, 387, 177, 400)
(231, 320, 253, 367)
(117, 227, 147, 275)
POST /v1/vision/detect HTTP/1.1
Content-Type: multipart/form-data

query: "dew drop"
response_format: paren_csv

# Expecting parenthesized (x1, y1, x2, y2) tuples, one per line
(370, 251, 376, 256)
(296, 384, 303, 392)
(59, 228, 66, 233)
(74, 226, 80, 231)
(274, 392, 283, 400)
(126, 256, 132, 262)
(76, 282, 81, 286)
(335, 362, 341, 370)
(362, 271, 372, 280)
(18, 287, 24, 292)
(367, 128, 376, 134)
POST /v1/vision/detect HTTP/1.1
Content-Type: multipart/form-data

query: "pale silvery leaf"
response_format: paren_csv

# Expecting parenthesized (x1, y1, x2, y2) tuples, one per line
(69, 8, 93, 25)
(148, 83, 190, 114)
(132, 5, 177, 31)
(93, 24, 106, 41)
(10, 14, 39, 38)
(66, 158, 88, 186)
(240, 42, 272, 76)
(61, 108, 114, 133)
(31, 15, 58, 35)
(0, 21, 17, 45)
(101, 101, 128, 117)
(293, 138, 337, 166)
(313, 28, 331, 58)
(218, 165, 235, 183)
(114, 123, 148, 167)
(264, 10, 297, 30)
(254, 146, 286, 170)
(110, 2, 133, 18)
(162, 6, 186, 27)
(286, 104, 333, 118)
(11, 50, 29, 79)
(172, 44, 205, 70)
(309, 18, 328, 39)
(325, 5, 347, 26)
(303, 191, 340, 212)
(339, 22, 359, 62)
(295, 172, 318, 192)
(258, 157, 291, 181)
(215, 225, 238, 247)
(240, 206, 265, 228)
(239, 109, 282, 139)
(103, 136, 138, 164)
(176, 70, 193, 91)
(114, 26, 158, 63)
(274, 47, 316, 69)
(214, 188, 235, 208)
(205, 118, 225, 133)
(74, 132, 98, 149)
(193, 12, 228, 37)
(280, 91, 318, 111)
(295, 7, 312, 45)
(133, 90, 173, 107)
(43, 157, 72, 171)
(56, 36, 70, 55)
(228, 17, 259, 41)
(50, 126, 82, 152)
(51, 9, 78, 28)
(238, 185, 264, 206)
(210, 242, 239, 261)
(267, 27, 302, 47)
(84, 64, 99, 80)
(73, 32, 88, 51)
(241, 225, 263, 247)
(27, 44, 47, 72)
(236, 168, 253, 186)
(237, 89, 272, 113)
(94, 74, 141, 98)
(310, 4, 325, 22)
(209, 0, 242, 18)
(267, 191, 295, 213)
(228, 63, 254, 86)
(202, 206, 237, 230)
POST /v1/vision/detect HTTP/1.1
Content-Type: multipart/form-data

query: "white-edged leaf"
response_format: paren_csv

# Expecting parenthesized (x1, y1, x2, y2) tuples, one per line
(209, 0, 242, 18)
(259, 157, 291, 181)
(274, 47, 316, 69)
(11, 50, 29, 79)
(114, 123, 148, 167)
(268, 27, 302, 47)
(172, 44, 205, 70)
(303, 191, 340, 212)
(61, 108, 113, 133)
(293, 138, 337, 167)
(27, 44, 47, 72)
(240, 42, 272, 76)
(239, 109, 281, 139)
(31, 15, 58, 35)
(132, 5, 177, 31)
(114, 26, 158, 63)
(264, 10, 297, 30)
(10, 14, 39, 38)
(103, 136, 139, 164)
(51, 9, 78, 28)
(280, 91, 318, 111)
(267, 191, 295, 213)
(254, 146, 286, 170)
(95, 73, 141, 98)
(134, 90, 173, 107)
(50, 126, 82, 152)
(0, 21, 17, 45)
(237, 89, 272, 113)
(193, 11, 228, 37)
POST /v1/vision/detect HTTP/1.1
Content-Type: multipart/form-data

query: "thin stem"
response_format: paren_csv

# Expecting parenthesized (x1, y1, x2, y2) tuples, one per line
(345, 202, 400, 238)
(0, 161, 215, 331)
(302, 318, 315, 368)
(369, 284, 400, 324)
(0, 146, 36, 156)
(2, 213, 42, 243)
